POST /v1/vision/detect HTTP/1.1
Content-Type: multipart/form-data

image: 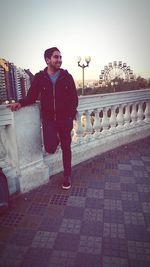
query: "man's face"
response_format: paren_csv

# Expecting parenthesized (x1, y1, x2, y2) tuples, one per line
(46, 50, 62, 70)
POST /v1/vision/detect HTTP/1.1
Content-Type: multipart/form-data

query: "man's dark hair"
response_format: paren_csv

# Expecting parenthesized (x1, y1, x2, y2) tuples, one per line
(44, 47, 60, 60)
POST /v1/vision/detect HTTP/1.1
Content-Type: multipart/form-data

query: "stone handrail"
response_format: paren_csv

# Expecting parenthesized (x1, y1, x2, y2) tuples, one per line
(0, 89, 150, 194)
(73, 88, 150, 143)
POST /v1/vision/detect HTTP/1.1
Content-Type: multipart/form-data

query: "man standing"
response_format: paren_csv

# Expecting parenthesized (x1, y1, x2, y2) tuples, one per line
(9, 47, 78, 189)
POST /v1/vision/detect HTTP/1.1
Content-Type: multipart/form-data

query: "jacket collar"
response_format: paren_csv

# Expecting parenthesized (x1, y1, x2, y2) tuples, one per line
(43, 67, 68, 78)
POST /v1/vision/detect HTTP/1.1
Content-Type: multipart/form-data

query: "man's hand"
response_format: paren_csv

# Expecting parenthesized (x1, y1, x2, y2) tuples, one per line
(7, 102, 21, 111)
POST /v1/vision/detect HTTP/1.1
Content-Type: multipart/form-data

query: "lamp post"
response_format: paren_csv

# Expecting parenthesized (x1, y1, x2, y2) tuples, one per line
(77, 56, 91, 95)
(111, 81, 118, 92)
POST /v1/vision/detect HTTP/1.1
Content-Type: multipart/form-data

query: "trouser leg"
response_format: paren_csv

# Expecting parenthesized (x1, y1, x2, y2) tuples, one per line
(57, 119, 73, 177)
(42, 120, 59, 154)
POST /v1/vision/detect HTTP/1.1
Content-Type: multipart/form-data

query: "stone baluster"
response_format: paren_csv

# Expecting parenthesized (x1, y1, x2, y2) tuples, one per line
(109, 106, 117, 131)
(124, 103, 131, 127)
(131, 102, 137, 125)
(93, 109, 101, 138)
(101, 107, 110, 132)
(84, 110, 93, 141)
(73, 111, 83, 144)
(137, 101, 144, 124)
(144, 100, 150, 122)
(116, 104, 124, 129)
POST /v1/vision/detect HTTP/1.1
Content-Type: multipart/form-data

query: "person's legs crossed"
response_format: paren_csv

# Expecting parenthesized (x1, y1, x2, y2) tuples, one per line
(42, 120, 59, 154)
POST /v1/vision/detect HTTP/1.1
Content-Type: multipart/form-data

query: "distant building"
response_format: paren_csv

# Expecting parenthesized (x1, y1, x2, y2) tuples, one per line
(0, 59, 9, 101)
(0, 58, 33, 102)
(75, 79, 99, 89)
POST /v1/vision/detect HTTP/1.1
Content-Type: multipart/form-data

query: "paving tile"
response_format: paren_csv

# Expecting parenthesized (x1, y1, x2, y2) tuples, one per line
(83, 208, 103, 222)
(121, 191, 139, 201)
(130, 160, 145, 166)
(70, 186, 87, 197)
(104, 189, 122, 200)
(54, 233, 79, 251)
(141, 156, 150, 162)
(0, 226, 15, 242)
(118, 164, 133, 171)
(78, 235, 102, 254)
(49, 194, 69, 205)
(103, 223, 125, 238)
(120, 183, 138, 192)
(127, 240, 150, 261)
(0, 244, 28, 267)
(75, 252, 102, 267)
(19, 214, 42, 229)
(80, 221, 102, 236)
(67, 196, 86, 207)
(134, 170, 149, 178)
(137, 184, 150, 193)
(125, 225, 150, 241)
(38, 217, 62, 232)
(120, 176, 135, 184)
(46, 205, 65, 218)
(59, 218, 81, 234)
(9, 229, 36, 246)
(27, 203, 47, 216)
(104, 199, 122, 211)
(49, 250, 76, 267)
(102, 256, 128, 267)
(86, 188, 104, 199)
(21, 248, 51, 267)
(85, 197, 103, 209)
(0, 212, 24, 228)
(139, 192, 150, 202)
(124, 211, 145, 225)
(103, 210, 124, 224)
(145, 166, 150, 172)
(63, 206, 84, 220)
(31, 231, 57, 249)
(105, 182, 121, 190)
(122, 200, 142, 212)
(102, 237, 128, 258)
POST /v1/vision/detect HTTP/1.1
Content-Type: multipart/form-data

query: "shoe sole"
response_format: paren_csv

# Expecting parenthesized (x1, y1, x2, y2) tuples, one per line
(62, 185, 71, 190)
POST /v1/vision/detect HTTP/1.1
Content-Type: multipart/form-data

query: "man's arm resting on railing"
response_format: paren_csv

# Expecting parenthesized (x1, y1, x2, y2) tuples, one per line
(7, 73, 41, 112)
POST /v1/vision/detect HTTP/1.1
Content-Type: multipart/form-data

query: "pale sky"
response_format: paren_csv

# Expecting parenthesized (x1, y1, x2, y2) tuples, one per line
(0, 0, 150, 81)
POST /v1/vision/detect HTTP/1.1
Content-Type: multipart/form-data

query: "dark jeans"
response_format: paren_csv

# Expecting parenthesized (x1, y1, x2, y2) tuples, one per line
(42, 118, 73, 177)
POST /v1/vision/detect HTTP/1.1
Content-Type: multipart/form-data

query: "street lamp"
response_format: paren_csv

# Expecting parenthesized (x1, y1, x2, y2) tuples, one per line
(111, 81, 118, 92)
(77, 56, 91, 95)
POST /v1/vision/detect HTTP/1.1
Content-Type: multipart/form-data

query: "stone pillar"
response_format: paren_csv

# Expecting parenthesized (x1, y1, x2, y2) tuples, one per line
(101, 107, 109, 131)
(0, 104, 49, 194)
(116, 104, 124, 129)
(131, 102, 137, 125)
(93, 109, 101, 138)
(84, 110, 93, 141)
(109, 106, 117, 131)
(137, 101, 144, 123)
(124, 103, 131, 127)
(144, 100, 150, 122)
(73, 111, 83, 144)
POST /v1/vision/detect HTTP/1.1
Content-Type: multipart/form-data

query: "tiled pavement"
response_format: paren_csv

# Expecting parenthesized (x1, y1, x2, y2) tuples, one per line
(0, 137, 150, 267)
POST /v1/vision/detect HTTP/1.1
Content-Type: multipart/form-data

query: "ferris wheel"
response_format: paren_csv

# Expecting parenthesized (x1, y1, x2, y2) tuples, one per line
(99, 61, 134, 85)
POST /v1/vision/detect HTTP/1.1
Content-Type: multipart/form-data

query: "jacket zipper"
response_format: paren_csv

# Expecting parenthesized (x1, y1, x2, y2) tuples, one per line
(53, 84, 56, 120)
(44, 73, 65, 121)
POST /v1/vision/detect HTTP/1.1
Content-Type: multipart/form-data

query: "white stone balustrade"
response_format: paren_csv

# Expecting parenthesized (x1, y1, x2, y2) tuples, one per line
(0, 89, 150, 194)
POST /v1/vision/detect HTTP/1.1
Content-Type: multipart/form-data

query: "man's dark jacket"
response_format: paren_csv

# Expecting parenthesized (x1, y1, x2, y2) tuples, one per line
(19, 68, 78, 121)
